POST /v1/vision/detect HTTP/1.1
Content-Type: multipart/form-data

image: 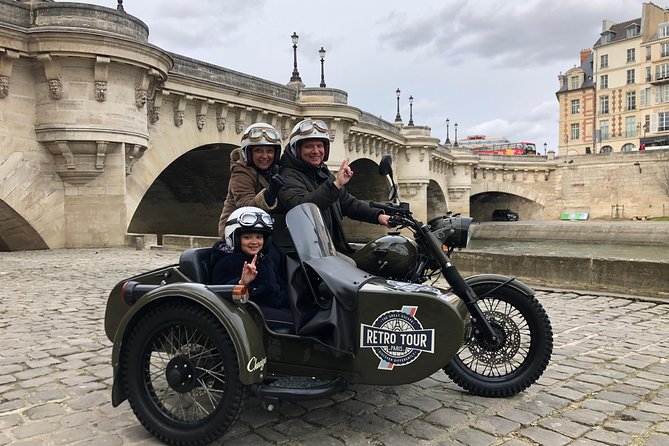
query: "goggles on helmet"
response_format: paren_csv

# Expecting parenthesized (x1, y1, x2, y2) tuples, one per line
(228, 212, 273, 229)
(242, 127, 281, 144)
(291, 120, 328, 139)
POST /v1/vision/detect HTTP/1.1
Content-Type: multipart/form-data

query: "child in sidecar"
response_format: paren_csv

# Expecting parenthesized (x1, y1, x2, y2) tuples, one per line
(211, 206, 293, 330)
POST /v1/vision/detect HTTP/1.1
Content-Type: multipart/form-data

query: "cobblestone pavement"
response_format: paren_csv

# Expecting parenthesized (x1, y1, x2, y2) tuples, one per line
(1, 247, 668, 446)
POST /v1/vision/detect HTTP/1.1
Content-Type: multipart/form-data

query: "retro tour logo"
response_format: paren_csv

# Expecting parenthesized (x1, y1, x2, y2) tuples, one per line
(360, 305, 435, 370)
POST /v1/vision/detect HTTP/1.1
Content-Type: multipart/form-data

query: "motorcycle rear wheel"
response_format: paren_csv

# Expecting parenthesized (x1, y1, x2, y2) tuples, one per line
(122, 302, 248, 445)
(443, 283, 552, 397)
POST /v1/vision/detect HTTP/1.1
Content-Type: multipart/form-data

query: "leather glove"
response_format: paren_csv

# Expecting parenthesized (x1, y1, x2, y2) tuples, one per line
(264, 166, 286, 205)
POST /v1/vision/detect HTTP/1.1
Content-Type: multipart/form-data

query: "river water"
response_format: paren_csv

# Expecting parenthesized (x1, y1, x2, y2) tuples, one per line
(467, 239, 669, 262)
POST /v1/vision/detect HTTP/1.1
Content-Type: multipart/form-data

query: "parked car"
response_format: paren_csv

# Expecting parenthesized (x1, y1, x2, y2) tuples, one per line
(492, 209, 519, 221)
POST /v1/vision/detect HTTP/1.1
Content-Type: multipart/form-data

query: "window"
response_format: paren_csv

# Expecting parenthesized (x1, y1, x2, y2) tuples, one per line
(600, 54, 608, 68)
(570, 123, 580, 140)
(627, 69, 635, 84)
(627, 48, 636, 62)
(626, 91, 636, 111)
(657, 63, 669, 80)
(570, 76, 579, 89)
(660, 23, 669, 38)
(645, 115, 650, 134)
(601, 33, 612, 44)
(600, 120, 609, 140)
(600, 95, 610, 114)
(600, 74, 608, 89)
(647, 46, 652, 61)
(641, 87, 651, 106)
(659, 84, 669, 103)
(626, 25, 640, 38)
(625, 116, 636, 137)
(646, 66, 652, 82)
(663, 43, 669, 57)
(659, 112, 669, 131)
(600, 146, 613, 153)
(571, 99, 580, 114)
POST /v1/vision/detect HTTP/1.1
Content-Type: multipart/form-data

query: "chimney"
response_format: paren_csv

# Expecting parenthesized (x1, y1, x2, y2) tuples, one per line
(580, 48, 592, 65)
(602, 19, 614, 31)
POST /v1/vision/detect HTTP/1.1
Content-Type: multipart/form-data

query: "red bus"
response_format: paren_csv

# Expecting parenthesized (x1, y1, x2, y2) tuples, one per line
(470, 142, 537, 155)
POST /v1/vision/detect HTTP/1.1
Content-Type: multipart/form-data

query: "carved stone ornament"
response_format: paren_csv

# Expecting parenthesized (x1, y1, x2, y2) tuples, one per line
(282, 128, 290, 140)
(0, 76, 8, 98)
(328, 129, 336, 142)
(196, 114, 206, 130)
(174, 110, 184, 127)
(216, 117, 227, 132)
(94, 81, 107, 102)
(148, 99, 160, 124)
(235, 121, 245, 134)
(135, 88, 147, 109)
(48, 79, 63, 100)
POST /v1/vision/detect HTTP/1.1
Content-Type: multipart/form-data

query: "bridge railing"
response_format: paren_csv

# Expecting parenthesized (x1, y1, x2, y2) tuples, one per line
(169, 53, 298, 102)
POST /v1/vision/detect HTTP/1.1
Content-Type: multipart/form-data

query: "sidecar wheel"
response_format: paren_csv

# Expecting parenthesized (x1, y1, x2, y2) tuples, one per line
(443, 283, 553, 397)
(121, 302, 248, 445)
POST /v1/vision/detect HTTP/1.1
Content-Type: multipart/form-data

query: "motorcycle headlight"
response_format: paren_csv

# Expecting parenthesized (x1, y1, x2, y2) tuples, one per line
(427, 215, 473, 249)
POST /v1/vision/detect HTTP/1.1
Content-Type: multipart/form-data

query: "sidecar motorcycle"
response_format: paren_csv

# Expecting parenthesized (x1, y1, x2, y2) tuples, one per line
(104, 155, 553, 445)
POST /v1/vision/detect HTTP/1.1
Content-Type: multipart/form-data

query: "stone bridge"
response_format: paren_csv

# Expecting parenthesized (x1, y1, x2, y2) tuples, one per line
(2, 1, 666, 251)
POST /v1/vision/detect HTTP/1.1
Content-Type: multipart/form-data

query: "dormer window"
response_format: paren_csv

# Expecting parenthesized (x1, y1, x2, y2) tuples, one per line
(660, 22, 669, 38)
(601, 31, 614, 44)
(626, 25, 640, 38)
(570, 76, 580, 89)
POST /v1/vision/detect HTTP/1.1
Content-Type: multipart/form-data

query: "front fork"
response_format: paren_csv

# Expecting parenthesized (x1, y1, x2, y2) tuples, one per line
(424, 229, 499, 343)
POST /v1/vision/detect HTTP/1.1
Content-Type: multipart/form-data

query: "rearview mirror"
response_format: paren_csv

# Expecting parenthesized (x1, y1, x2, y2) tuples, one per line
(379, 154, 393, 177)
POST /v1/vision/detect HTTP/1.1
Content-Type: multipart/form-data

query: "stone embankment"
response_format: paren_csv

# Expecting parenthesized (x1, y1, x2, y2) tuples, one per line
(465, 220, 669, 299)
(126, 219, 669, 299)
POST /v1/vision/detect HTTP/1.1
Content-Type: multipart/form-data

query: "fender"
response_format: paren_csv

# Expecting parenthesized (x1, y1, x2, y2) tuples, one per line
(110, 282, 266, 406)
(464, 273, 535, 297)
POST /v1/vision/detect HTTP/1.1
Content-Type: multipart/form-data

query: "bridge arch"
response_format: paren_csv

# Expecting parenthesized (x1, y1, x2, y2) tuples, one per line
(343, 157, 390, 242)
(427, 179, 448, 220)
(470, 181, 546, 221)
(128, 142, 237, 237)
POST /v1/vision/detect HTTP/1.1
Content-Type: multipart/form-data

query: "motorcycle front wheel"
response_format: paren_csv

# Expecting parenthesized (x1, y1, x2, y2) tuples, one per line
(443, 283, 553, 397)
(121, 302, 248, 445)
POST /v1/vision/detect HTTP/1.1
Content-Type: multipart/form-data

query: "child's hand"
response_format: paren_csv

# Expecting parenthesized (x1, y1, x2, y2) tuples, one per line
(240, 254, 258, 286)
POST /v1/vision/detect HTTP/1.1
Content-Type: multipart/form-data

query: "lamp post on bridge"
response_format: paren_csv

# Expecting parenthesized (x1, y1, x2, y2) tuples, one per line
(408, 95, 414, 126)
(445, 118, 451, 145)
(319, 47, 326, 88)
(454, 122, 459, 147)
(544, 142, 547, 156)
(290, 32, 302, 83)
(394, 88, 402, 122)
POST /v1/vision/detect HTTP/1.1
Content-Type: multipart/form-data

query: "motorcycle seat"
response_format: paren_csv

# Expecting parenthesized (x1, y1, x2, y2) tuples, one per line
(179, 247, 213, 284)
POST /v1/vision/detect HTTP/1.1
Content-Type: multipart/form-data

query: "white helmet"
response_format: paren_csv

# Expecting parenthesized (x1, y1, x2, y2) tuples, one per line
(224, 206, 273, 254)
(288, 119, 330, 162)
(240, 123, 282, 167)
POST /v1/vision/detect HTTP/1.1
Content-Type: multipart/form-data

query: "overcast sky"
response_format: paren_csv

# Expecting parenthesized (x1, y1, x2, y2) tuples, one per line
(87, 0, 646, 153)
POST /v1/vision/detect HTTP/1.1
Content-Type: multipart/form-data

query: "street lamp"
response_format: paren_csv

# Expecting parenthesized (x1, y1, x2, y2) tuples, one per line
(394, 88, 402, 122)
(544, 142, 547, 156)
(408, 95, 414, 126)
(319, 47, 326, 88)
(290, 32, 302, 83)
(445, 118, 451, 144)
(454, 122, 459, 147)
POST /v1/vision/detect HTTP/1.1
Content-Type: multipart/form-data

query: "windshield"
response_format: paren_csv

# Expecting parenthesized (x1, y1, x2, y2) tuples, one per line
(285, 203, 338, 261)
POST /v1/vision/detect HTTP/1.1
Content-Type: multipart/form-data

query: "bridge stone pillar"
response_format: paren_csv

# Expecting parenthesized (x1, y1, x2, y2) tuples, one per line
(396, 126, 440, 223)
(446, 162, 474, 216)
(7, 2, 172, 248)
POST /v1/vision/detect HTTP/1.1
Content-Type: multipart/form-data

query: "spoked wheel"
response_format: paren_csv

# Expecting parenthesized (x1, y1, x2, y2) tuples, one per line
(444, 283, 553, 397)
(122, 302, 248, 445)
